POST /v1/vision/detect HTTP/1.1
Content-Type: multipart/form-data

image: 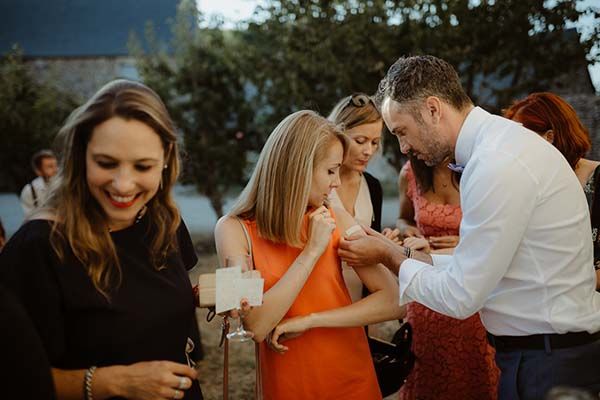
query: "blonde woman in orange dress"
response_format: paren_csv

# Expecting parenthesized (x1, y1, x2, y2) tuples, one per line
(215, 110, 405, 400)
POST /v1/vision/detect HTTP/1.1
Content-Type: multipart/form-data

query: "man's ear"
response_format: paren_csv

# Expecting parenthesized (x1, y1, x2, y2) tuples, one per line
(425, 96, 442, 125)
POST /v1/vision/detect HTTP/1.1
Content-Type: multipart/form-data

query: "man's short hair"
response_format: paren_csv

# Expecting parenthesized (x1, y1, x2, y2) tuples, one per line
(376, 55, 472, 111)
(31, 149, 56, 171)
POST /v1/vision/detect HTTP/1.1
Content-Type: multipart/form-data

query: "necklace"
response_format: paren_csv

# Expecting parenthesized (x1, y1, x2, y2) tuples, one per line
(108, 205, 147, 232)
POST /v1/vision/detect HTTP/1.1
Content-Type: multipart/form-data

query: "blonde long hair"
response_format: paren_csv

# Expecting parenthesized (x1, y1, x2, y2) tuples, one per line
(229, 110, 347, 247)
(43, 79, 181, 298)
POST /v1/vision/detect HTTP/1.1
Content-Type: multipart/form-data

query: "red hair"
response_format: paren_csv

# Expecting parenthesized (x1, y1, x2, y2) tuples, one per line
(503, 92, 590, 169)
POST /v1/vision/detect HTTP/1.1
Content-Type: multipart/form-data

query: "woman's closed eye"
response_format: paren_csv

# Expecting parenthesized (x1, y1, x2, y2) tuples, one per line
(97, 160, 118, 169)
(135, 164, 153, 172)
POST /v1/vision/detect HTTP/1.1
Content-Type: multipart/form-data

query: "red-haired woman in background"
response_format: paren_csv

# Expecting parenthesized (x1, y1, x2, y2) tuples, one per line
(505, 92, 600, 290)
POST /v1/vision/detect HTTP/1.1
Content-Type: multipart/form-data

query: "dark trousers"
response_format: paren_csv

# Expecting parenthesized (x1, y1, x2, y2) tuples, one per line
(495, 338, 600, 400)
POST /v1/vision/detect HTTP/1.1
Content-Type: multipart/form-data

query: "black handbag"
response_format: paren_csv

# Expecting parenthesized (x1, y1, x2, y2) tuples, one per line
(368, 321, 415, 397)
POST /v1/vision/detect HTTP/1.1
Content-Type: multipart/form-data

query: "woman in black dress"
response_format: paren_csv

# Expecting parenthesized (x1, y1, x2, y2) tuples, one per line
(0, 80, 202, 399)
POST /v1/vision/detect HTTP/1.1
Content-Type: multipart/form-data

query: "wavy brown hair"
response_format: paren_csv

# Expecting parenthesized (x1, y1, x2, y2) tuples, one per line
(42, 79, 181, 298)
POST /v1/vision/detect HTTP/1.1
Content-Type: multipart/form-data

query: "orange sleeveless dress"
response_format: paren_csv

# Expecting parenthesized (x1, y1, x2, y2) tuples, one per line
(243, 215, 382, 400)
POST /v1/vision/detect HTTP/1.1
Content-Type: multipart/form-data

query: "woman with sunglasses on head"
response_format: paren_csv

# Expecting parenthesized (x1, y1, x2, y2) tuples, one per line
(0, 80, 203, 399)
(215, 110, 405, 400)
(396, 155, 499, 400)
(327, 93, 400, 303)
(504, 92, 600, 290)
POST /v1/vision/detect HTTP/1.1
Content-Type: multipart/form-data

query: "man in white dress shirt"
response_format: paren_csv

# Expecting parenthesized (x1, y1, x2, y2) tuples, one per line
(339, 55, 600, 399)
(19, 149, 58, 217)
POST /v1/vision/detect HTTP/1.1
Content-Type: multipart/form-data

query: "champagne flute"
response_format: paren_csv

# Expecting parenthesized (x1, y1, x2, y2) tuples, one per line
(224, 254, 254, 342)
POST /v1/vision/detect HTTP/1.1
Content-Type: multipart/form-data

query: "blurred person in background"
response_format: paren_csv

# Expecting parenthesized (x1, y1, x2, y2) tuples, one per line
(20, 149, 58, 217)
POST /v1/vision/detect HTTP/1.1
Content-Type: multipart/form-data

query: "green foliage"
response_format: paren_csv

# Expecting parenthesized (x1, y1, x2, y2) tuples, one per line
(0, 47, 77, 193)
(133, 0, 599, 195)
(132, 0, 256, 217)
(391, 0, 598, 111)
(241, 0, 411, 134)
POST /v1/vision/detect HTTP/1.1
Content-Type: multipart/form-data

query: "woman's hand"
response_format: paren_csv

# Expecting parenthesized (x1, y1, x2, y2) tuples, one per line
(402, 225, 423, 239)
(428, 235, 459, 249)
(228, 298, 251, 319)
(381, 227, 402, 243)
(103, 361, 197, 400)
(402, 236, 431, 253)
(305, 206, 336, 256)
(268, 315, 313, 353)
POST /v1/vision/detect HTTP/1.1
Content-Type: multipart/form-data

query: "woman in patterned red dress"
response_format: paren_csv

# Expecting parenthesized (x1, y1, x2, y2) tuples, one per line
(396, 156, 499, 400)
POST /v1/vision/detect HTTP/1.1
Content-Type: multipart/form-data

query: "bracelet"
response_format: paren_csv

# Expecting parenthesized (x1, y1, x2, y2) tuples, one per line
(84, 366, 97, 400)
(403, 246, 412, 259)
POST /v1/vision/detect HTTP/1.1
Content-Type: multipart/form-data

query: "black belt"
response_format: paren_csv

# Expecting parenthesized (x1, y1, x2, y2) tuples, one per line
(487, 330, 600, 352)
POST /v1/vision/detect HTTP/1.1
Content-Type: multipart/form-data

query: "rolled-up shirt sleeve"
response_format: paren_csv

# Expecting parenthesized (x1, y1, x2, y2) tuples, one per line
(398, 151, 538, 319)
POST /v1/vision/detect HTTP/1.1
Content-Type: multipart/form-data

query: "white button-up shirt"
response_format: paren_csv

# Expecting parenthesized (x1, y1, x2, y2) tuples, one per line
(399, 107, 600, 336)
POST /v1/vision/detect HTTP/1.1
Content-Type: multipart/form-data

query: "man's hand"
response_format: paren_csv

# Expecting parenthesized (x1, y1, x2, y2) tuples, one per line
(338, 225, 406, 271)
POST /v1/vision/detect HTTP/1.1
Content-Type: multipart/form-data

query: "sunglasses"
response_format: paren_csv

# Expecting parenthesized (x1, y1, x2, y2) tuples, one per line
(347, 93, 372, 108)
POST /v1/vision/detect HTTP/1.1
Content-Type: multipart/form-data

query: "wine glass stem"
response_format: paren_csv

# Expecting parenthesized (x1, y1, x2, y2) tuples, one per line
(235, 317, 245, 332)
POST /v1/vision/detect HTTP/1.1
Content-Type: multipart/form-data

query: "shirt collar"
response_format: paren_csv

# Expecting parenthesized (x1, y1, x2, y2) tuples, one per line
(455, 106, 491, 167)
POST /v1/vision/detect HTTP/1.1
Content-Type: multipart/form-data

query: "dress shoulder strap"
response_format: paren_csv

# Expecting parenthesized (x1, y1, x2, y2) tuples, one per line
(30, 182, 38, 207)
(235, 218, 253, 267)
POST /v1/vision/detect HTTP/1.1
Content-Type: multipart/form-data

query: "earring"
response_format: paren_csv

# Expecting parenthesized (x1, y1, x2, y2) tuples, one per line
(160, 164, 167, 190)
(135, 205, 147, 224)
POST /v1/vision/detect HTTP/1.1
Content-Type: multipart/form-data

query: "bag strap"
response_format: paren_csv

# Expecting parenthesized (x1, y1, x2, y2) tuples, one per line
(30, 182, 38, 207)
(236, 218, 254, 264)
(234, 217, 263, 400)
(220, 317, 230, 400)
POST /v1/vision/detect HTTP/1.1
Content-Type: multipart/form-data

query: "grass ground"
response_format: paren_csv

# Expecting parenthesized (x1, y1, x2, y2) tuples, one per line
(189, 245, 399, 400)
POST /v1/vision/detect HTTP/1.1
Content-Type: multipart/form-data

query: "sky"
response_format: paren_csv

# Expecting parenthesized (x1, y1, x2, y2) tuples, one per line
(197, 0, 600, 93)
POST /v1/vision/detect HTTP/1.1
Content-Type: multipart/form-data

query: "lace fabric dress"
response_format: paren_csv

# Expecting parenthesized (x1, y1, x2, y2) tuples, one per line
(399, 162, 499, 400)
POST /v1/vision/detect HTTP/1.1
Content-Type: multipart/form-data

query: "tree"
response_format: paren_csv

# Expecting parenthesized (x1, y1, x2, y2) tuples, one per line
(386, 0, 599, 109)
(379, 0, 600, 169)
(240, 0, 412, 136)
(0, 47, 77, 193)
(132, 0, 257, 217)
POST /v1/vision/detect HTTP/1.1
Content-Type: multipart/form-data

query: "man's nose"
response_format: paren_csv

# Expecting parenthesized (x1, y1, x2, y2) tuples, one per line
(398, 137, 410, 154)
